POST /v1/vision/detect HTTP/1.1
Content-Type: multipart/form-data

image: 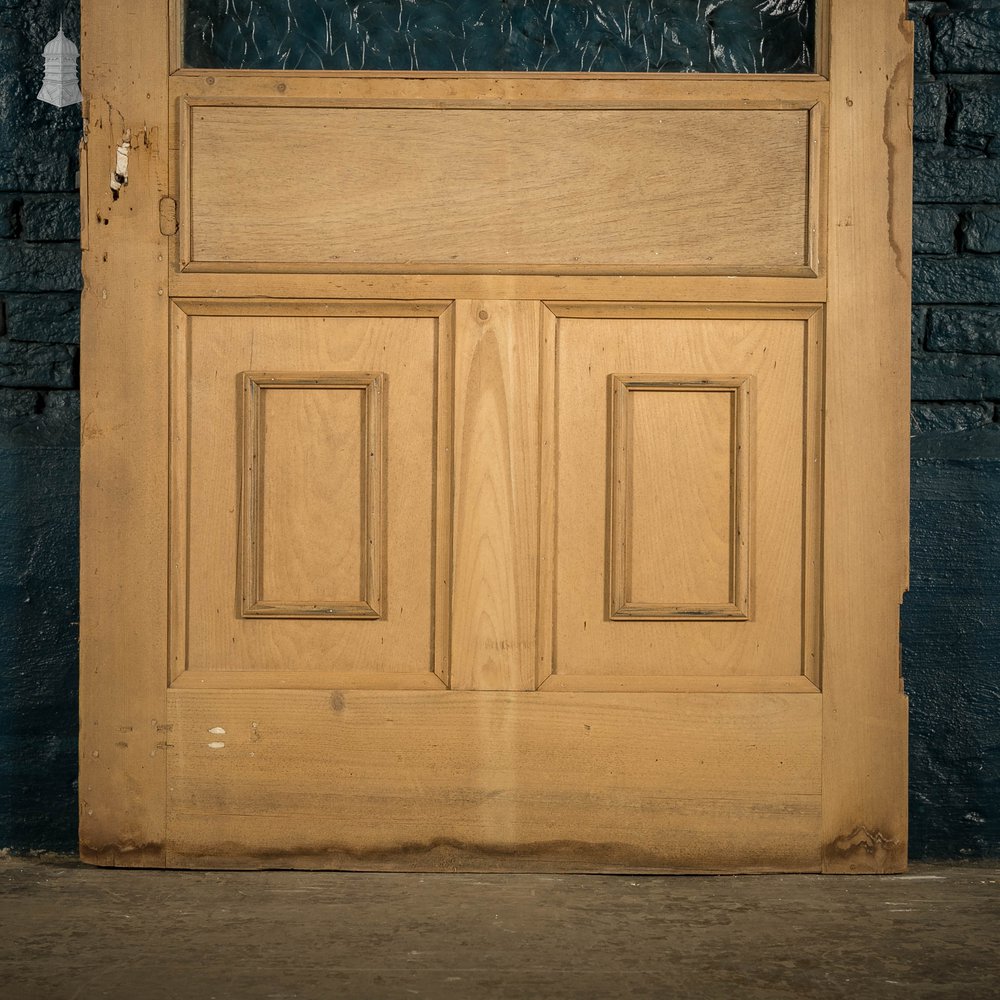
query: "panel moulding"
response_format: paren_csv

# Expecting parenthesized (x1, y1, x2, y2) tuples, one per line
(607, 374, 752, 622)
(239, 371, 387, 620)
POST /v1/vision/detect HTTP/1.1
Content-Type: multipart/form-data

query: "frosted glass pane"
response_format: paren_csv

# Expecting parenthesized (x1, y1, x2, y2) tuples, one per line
(184, 0, 814, 73)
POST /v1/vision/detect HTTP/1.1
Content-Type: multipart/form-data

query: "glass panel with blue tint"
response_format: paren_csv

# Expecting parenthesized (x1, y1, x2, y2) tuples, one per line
(184, 1, 814, 73)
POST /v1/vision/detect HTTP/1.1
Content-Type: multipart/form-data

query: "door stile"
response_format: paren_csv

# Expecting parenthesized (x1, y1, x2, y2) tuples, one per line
(79, 0, 172, 865)
(821, 0, 912, 873)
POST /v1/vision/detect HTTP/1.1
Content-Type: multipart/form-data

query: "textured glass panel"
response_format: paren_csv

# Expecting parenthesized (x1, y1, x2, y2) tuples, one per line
(184, 1, 814, 73)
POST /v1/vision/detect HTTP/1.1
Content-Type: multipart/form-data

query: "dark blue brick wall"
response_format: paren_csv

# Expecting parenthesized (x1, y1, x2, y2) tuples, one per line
(1, 0, 997, 859)
(0, 0, 81, 853)
(908, 0, 1000, 859)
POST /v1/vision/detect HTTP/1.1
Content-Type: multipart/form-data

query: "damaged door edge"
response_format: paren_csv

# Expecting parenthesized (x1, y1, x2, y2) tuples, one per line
(110, 128, 131, 199)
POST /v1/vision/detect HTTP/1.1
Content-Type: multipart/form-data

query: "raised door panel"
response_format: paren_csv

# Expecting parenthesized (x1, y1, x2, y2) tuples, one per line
(240, 372, 384, 619)
(608, 374, 751, 620)
(182, 103, 818, 276)
(544, 305, 823, 692)
(169, 301, 453, 689)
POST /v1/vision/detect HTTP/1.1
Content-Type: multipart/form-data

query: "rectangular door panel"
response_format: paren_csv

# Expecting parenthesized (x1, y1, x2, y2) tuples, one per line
(169, 301, 453, 689)
(182, 103, 817, 276)
(241, 372, 384, 619)
(543, 305, 823, 692)
(609, 374, 751, 619)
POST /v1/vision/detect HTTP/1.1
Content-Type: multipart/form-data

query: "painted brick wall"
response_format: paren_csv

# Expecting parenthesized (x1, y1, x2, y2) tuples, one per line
(907, 0, 1000, 858)
(0, 0, 997, 858)
(0, 0, 81, 852)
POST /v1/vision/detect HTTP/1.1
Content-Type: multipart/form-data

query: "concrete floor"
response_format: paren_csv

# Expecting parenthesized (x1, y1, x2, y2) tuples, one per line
(0, 858, 997, 1000)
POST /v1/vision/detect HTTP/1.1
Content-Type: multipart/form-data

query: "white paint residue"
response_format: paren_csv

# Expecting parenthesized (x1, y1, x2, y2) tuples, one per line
(110, 130, 131, 198)
(208, 727, 226, 735)
(891, 875, 946, 880)
(207, 741, 225, 750)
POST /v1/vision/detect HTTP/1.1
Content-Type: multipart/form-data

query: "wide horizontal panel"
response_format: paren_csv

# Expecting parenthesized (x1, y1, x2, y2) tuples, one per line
(166, 689, 822, 872)
(182, 102, 817, 275)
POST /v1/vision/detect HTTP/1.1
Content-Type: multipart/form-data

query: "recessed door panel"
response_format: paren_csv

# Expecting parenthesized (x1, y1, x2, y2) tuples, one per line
(183, 105, 816, 276)
(544, 307, 823, 691)
(169, 302, 451, 688)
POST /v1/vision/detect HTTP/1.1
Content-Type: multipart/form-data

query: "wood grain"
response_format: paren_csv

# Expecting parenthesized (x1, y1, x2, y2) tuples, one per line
(169, 273, 828, 304)
(81, 2, 909, 874)
(166, 689, 822, 872)
(240, 372, 385, 619)
(608, 376, 750, 620)
(450, 301, 541, 692)
(169, 71, 829, 103)
(171, 302, 448, 683)
(821, 0, 912, 874)
(548, 306, 822, 684)
(78, 0, 171, 867)
(184, 104, 813, 275)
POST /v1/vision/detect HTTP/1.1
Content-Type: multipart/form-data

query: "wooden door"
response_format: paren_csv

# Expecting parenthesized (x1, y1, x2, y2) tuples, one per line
(79, 1, 913, 872)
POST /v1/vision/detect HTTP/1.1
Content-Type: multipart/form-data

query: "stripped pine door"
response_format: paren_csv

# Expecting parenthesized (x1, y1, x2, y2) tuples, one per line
(79, 0, 912, 872)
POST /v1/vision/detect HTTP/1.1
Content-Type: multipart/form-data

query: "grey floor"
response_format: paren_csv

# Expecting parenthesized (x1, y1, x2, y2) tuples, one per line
(0, 857, 997, 1000)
